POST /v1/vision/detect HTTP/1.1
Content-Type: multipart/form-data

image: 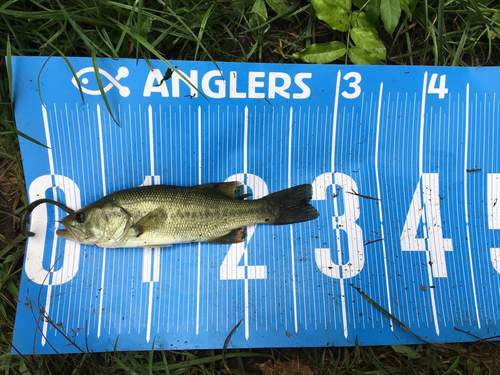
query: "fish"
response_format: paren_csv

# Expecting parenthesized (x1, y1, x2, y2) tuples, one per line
(56, 182, 319, 248)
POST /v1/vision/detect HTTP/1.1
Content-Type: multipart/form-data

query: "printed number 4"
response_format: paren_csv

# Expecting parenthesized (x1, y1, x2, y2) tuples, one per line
(400, 173, 453, 278)
(428, 74, 448, 99)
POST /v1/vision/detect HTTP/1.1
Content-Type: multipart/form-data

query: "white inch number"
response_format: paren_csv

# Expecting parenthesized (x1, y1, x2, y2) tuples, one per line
(488, 174, 500, 273)
(312, 173, 365, 279)
(400, 173, 452, 278)
(220, 174, 268, 280)
(25, 175, 81, 285)
(427, 73, 448, 99)
(341, 72, 362, 99)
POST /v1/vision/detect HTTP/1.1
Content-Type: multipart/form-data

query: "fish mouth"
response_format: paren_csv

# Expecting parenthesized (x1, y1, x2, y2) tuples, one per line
(56, 224, 79, 241)
(56, 228, 72, 239)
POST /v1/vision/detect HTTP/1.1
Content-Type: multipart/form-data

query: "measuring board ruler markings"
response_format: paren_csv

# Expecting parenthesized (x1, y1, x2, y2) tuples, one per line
(11, 56, 500, 354)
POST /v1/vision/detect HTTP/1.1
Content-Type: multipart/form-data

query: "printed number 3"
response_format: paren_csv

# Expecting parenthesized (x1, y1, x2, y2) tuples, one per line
(312, 173, 365, 279)
(341, 72, 362, 99)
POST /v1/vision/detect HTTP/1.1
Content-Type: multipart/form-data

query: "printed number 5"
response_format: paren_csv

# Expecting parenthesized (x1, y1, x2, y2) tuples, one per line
(341, 72, 362, 99)
(220, 174, 268, 280)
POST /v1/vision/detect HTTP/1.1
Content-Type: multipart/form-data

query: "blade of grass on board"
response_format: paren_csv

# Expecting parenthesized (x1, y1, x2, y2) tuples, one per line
(124, 28, 209, 100)
(5, 40, 48, 148)
(55, 0, 93, 53)
(36, 54, 53, 109)
(91, 50, 120, 126)
(33, 28, 88, 103)
(351, 285, 430, 344)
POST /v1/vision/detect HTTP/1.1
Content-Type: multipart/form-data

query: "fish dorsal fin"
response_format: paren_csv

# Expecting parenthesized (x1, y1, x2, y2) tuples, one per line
(130, 207, 166, 237)
(194, 181, 249, 199)
(204, 227, 247, 244)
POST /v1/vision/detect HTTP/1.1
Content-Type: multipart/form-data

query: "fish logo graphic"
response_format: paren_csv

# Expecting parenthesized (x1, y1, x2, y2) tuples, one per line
(71, 67, 130, 97)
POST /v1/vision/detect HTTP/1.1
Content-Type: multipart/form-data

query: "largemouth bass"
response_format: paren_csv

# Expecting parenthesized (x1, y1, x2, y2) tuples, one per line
(56, 182, 319, 248)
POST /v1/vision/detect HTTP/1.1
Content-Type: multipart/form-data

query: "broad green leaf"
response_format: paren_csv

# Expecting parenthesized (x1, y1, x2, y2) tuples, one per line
(311, 0, 350, 32)
(292, 41, 347, 63)
(348, 46, 383, 64)
(265, 0, 291, 15)
(327, 0, 351, 12)
(391, 345, 421, 359)
(365, 0, 381, 23)
(352, 0, 380, 23)
(408, 0, 418, 13)
(351, 10, 376, 31)
(352, 0, 366, 8)
(399, 0, 417, 19)
(380, 0, 401, 34)
(351, 26, 386, 59)
(399, 0, 412, 19)
(248, 0, 268, 29)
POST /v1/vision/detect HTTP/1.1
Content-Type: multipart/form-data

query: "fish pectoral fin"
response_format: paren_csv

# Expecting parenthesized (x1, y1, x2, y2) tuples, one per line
(130, 207, 166, 237)
(194, 181, 247, 199)
(204, 227, 247, 244)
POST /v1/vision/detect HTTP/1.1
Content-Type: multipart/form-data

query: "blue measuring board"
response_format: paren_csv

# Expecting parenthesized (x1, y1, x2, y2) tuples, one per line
(11, 56, 500, 354)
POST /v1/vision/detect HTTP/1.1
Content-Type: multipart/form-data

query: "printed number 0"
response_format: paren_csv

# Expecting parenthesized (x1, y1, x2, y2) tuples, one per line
(341, 72, 362, 99)
(220, 174, 268, 280)
(25, 175, 81, 285)
(312, 173, 365, 279)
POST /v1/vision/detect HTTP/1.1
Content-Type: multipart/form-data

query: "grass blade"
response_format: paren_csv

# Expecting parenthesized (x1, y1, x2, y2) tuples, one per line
(351, 285, 430, 345)
(91, 50, 120, 126)
(6, 34, 12, 103)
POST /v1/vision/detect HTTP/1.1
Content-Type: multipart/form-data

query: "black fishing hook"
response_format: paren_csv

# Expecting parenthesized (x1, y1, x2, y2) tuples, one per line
(21, 199, 74, 238)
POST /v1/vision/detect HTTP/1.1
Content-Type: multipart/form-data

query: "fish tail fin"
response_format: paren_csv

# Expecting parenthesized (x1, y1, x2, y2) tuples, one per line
(264, 184, 319, 225)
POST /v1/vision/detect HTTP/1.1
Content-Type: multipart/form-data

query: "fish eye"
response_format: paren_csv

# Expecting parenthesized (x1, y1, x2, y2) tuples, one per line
(75, 212, 86, 223)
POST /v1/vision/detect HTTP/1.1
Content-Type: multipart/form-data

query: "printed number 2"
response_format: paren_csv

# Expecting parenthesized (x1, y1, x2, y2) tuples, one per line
(428, 74, 448, 99)
(312, 173, 365, 279)
(219, 174, 268, 280)
(341, 72, 361, 99)
(400, 173, 452, 278)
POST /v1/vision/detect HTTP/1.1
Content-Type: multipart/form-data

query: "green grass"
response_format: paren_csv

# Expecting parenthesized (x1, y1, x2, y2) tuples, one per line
(1, 0, 500, 373)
